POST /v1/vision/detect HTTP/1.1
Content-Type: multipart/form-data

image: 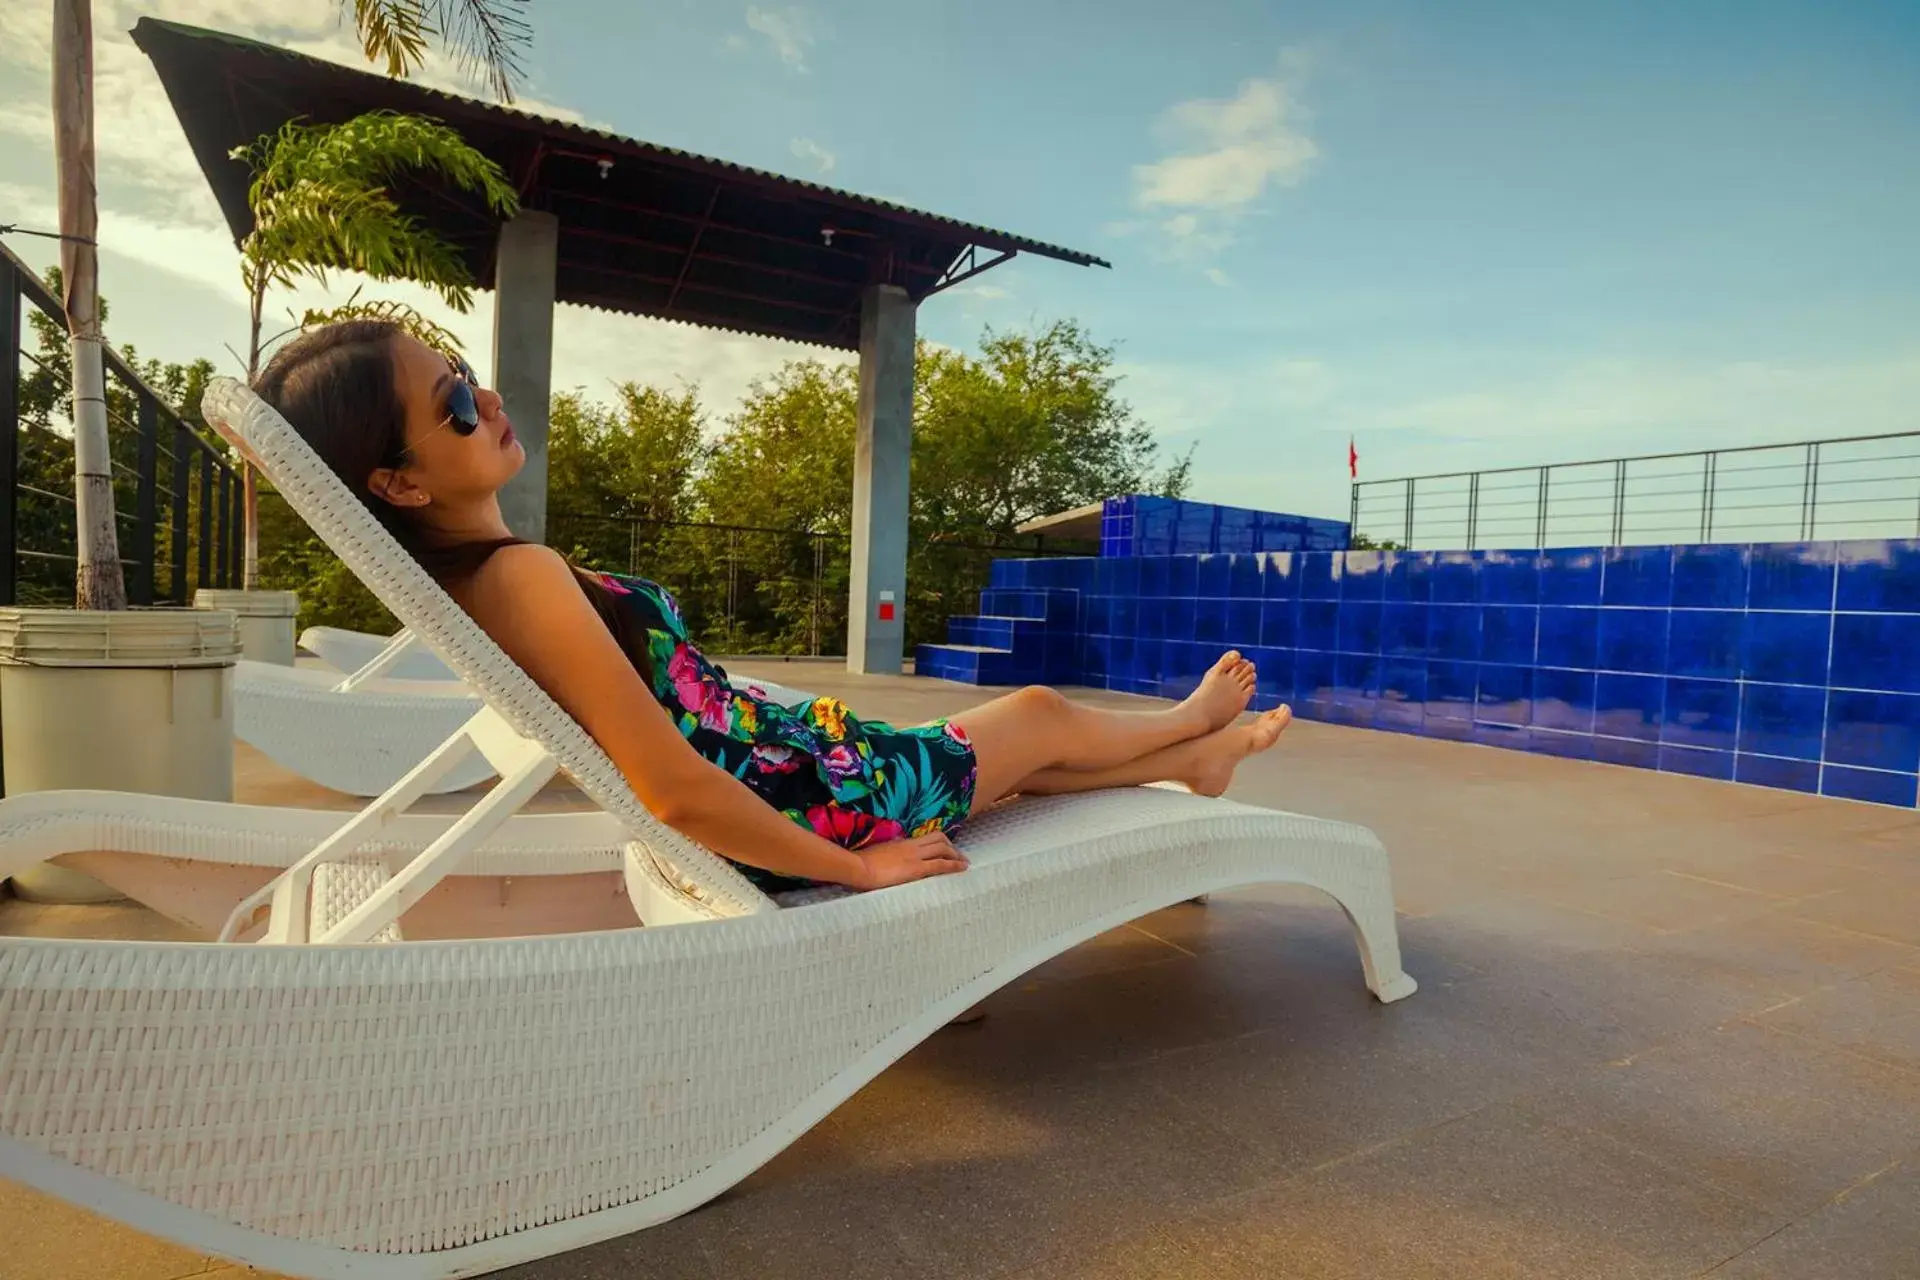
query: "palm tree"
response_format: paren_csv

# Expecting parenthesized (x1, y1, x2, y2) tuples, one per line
(345, 0, 532, 102)
(229, 110, 519, 586)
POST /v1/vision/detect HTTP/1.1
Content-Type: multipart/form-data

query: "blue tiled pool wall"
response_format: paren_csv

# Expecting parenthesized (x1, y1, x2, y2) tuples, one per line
(983, 539, 1920, 809)
(1099, 495, 1350, 558)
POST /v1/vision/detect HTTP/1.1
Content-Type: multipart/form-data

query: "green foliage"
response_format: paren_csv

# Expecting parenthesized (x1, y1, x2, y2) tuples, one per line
(1347, 532, 1405, 551)
(231, 109, 519, 339)
(346, 0, 531, 103)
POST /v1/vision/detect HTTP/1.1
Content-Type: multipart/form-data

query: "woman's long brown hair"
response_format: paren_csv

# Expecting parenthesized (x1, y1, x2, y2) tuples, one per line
(252, 321, 651, 682)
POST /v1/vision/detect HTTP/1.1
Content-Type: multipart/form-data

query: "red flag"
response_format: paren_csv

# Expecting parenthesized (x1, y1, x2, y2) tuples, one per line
(1348, 437, 1358, 480)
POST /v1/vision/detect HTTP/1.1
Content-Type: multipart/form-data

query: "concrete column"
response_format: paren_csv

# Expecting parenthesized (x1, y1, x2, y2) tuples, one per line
(847, 284, 916, 674)
(491, 210, 559, 542)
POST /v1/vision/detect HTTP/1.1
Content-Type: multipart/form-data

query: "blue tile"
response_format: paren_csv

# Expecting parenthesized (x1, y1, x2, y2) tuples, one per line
(1425, 660, 1478, 722)
(1194, 597, 1227, 644)
(1748, 542, 1836, 611)
(1252, 647, 1295, 702)
(1295, 650, 1338, 701)
(1472, 721, 1529, 751)
(1168, 556, 1198, 598)
(1429, 604, 1481, 662)
(1831, 613, 1920, 694)
(1299, 552, 1341, 600)
(1081, 635, 1109, 678)
(1837, 539, 1920, 613)
(1338, 601, 1383, 655)
(1383, 550, 1434, 602)
(1085, 596, 1113, 635)
(1820, 766, 1919, 809)
(1137, 556, 1167, 598)
(1299, 600, 1340, 649)
(1263, 552, 1302, 599)
(1739, 684, 1827, 761)
(1093, 559, 1117, 593)
(1532, 668, 1597, 734)
(1423, 716, 1476, 743)
(1382, 603, 1428, 657)
(1537, 606, 1600, 670)
(1529, 729, 1597, 761)
(996, 560, 1029, 588)
(1735, 754, 1821, 796)
(1741, 611, 1831, 686)
(1602, 545, 1674, 607)
(1598, 608, 1669, 674)
(1539, 547, 1606, 605)
(1595, 735, 1662, 771)
(1668, 609, 1743, 680)
(1476, 664, 1533, 727)
(1672, 545, 1750, 609)
(1342, 550, 1387, 600)
(1380, 658, 1428, 726)
(1480, 605, 1539, 666)
(1108, 556, 1140, 597)
(1478, 550, 1540, 605)
(1336, 651, 1383, 702)
(1660, 745, 1735, 781)
(1663, 678, 1739, 752)
(1825, 690, 1920, 774)
(1226, 598, 1263, 647)
(1110, 635, 1136, 677)
(1197, 553, 1230, 598)
(1132, 597, 1162, 641)
(1166, 597, 1196, 643)
(1595, 673, 1665, 741)
(1261, 599, 1297, 648)
(1228, 553, 1265, 598)
(1432, 550, 1478, 604)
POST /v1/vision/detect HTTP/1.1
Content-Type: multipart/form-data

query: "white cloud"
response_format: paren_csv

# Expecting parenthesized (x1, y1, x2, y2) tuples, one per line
(743, 6, 814, 73)
(0, 0, 829, 427)
(788, 136, 836, 175)
(1129, 54, 1318, 272)
(1204, 267, 1232, 288)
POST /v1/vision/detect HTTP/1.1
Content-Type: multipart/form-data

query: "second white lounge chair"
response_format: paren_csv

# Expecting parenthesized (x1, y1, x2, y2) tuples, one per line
(0, 378, 1416, 1280)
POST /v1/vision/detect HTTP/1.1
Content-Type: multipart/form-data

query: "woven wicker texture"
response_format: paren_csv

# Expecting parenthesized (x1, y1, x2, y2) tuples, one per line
(0, 379, 1412, 1279)
(202, 379, 772, 920)
(233, 662, 496, 795)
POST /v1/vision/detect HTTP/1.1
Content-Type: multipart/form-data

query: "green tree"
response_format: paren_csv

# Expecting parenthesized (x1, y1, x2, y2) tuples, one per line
(228, 109, 518, 587)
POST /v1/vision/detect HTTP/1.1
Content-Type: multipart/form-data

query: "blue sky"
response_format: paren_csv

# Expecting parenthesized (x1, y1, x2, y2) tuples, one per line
(2, 0, 1917, 525)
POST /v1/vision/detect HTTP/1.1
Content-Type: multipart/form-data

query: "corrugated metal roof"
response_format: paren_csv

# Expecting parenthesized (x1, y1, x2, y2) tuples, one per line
(131, 18, 1108, 349)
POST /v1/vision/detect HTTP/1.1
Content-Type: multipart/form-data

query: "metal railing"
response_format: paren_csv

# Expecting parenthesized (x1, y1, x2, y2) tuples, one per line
(547, 509, 1090, 656)
(1349, 429, 1920, 551)
(2, 244, 242, 607)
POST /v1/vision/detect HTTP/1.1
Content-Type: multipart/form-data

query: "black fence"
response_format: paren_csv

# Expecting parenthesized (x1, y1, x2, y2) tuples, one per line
(1, 245, 242, 607)
(546, 509, 1090, 657)
(1350, 429, 1920, 551)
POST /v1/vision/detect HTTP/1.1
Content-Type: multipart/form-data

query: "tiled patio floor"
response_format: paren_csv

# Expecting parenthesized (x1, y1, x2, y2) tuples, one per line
(3, 660, 1918, 1279)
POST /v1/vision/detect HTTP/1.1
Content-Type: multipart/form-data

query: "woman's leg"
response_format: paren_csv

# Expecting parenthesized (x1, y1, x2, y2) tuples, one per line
(1009, 707, 1293, 799)
(948, 651, 1258, 807)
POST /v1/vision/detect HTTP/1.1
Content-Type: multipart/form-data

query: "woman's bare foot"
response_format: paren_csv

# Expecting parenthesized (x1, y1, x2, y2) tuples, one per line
(1180, 650, 1257, 733)
(1185, 705, 1293, 797)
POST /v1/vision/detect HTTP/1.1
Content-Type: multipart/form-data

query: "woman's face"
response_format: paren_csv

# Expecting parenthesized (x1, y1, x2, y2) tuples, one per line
(372, 333, 525, 514)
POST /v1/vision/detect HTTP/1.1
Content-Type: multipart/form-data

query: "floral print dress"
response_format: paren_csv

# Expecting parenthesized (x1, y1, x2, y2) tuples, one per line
(595, 571, 979, 894)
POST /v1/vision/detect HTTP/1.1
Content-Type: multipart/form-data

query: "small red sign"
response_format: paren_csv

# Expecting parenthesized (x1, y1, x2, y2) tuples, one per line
(878, 602, 895, 621)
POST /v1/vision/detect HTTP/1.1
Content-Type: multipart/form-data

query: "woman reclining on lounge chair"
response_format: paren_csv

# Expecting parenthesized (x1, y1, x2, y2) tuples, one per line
(252, 322, 1293, 897)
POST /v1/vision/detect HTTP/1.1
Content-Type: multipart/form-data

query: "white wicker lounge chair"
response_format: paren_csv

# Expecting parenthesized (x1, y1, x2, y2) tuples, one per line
(0, 378, 1416, 1280)
(241, 628, 811, 797)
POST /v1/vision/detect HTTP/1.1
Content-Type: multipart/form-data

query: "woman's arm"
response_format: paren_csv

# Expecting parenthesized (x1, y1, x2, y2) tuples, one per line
(464, 545, 965, 890)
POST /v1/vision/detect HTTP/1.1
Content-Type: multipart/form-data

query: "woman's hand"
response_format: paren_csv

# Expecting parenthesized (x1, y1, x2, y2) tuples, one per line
(851, 831, 970, 891)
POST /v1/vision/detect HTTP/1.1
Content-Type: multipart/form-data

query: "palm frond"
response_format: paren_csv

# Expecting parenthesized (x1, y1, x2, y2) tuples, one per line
(348, 0, 431, 80)
(299, 294, 465, 356)
(429, 0, 532, 103)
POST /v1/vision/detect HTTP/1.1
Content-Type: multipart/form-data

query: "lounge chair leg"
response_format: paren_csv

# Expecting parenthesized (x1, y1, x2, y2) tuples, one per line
(1319, 856, 1419, 1004)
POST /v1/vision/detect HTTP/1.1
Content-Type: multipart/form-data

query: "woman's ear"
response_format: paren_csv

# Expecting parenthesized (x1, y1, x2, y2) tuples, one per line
(367, 466, 431, 508)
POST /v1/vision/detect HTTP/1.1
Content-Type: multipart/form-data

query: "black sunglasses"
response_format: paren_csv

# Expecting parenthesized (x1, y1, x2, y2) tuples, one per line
(392, 352, 484, 465)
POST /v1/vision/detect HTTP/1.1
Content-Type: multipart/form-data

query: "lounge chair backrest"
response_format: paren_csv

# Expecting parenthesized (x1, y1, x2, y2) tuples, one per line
(201, 377, 775, 918)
